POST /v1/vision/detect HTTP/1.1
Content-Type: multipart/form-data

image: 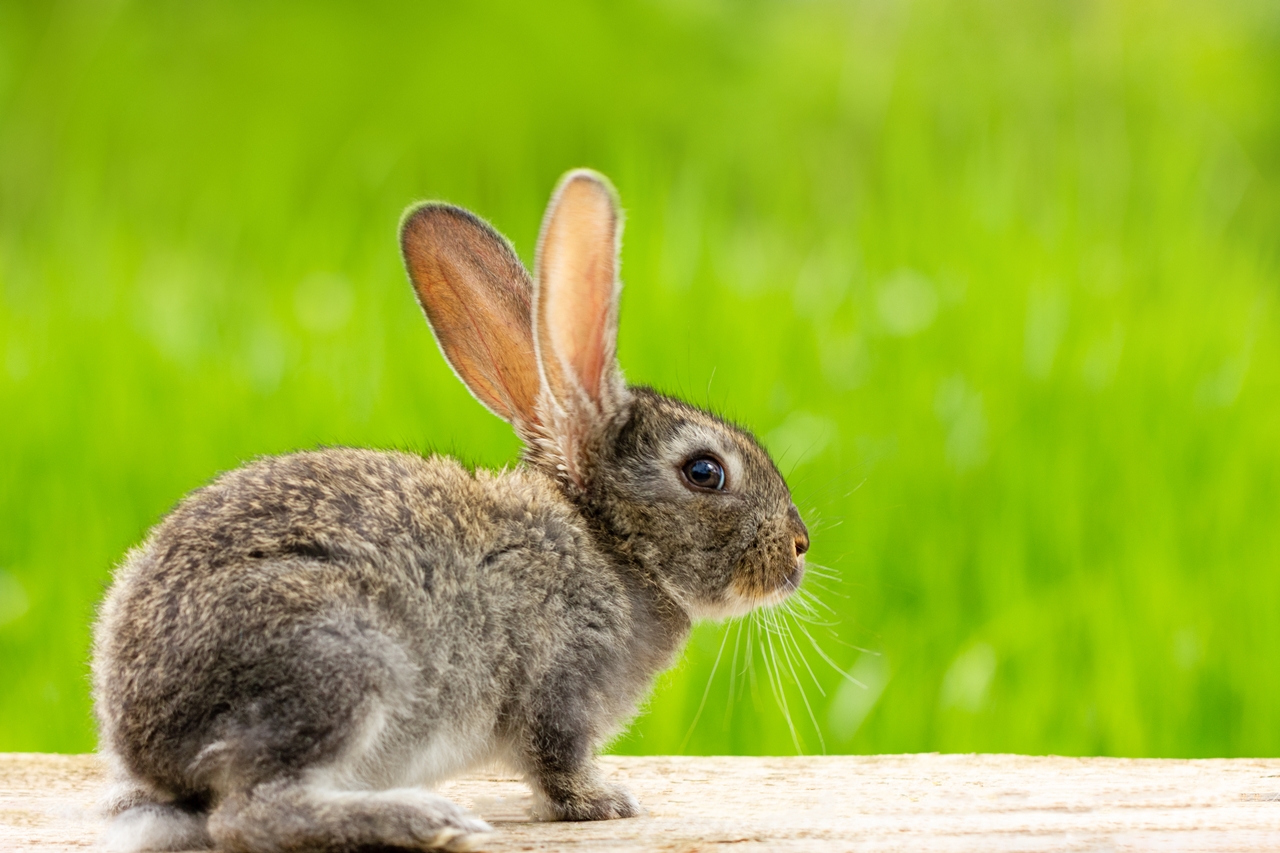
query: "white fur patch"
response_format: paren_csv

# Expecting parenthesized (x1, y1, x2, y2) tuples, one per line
(303, 697, 499, 792)
(398, 725, 494, 788)
(104, 805, 211, 853)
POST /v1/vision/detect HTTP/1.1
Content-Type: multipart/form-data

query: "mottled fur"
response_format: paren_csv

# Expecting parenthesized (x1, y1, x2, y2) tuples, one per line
(93, 171, 809, 852)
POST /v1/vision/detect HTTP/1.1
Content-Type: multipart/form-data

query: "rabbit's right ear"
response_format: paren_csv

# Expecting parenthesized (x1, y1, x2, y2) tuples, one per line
(401, 204, 540, 429)
(531, 170, 630, 490)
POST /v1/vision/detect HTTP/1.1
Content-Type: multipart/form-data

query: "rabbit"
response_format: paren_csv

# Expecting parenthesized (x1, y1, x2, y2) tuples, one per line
(92, 169, 811, 853)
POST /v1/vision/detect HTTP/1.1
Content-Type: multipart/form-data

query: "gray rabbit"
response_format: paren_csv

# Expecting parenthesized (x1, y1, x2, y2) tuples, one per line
(92, 170, 810, 852)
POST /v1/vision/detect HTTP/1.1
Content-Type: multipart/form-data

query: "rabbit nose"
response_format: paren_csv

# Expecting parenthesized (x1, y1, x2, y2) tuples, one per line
(788, 506, 810, 560)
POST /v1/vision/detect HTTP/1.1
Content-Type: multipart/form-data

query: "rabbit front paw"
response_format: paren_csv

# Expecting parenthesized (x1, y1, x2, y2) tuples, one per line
(536, 781, 640, 822)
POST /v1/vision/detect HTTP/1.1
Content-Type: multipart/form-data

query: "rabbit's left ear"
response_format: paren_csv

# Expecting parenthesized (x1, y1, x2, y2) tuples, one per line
(401, 203, 541, 433)
(534, 170, 631, 485)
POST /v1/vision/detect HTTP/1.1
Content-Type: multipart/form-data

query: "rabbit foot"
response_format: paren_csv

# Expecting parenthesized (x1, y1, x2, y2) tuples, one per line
(427, 825, 490, 852)
(534, 782, 641, 822)
(208, 781, 492, 852)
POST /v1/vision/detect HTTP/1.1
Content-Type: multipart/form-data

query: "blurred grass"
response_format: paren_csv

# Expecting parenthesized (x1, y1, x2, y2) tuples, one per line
(2, 0, 1278, 757)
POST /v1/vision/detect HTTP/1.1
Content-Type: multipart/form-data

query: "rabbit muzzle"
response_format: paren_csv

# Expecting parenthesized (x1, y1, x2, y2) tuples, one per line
(726, 508, 809, 610)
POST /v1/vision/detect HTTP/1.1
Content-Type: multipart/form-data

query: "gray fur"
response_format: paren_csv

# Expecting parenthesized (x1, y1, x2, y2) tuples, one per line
(93, 170, 809, 852)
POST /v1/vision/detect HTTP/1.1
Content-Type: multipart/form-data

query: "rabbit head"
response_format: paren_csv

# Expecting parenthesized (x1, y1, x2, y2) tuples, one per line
(401, 170, 808, 620)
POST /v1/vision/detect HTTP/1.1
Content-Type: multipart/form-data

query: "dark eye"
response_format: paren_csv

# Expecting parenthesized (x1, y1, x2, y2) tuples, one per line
(682, 456, 726, 491)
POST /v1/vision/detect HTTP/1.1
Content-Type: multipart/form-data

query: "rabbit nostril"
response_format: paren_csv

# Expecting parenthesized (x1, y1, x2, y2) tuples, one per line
(794, 535, 809, 558)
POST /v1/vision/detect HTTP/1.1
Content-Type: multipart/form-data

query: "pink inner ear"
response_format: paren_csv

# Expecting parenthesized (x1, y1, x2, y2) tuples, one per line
(402, 205, 540, 426)
(541, 177, 617, 404)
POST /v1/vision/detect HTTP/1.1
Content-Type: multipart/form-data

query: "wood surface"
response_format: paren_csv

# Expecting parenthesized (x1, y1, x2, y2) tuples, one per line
(2, 752, 1278, 851)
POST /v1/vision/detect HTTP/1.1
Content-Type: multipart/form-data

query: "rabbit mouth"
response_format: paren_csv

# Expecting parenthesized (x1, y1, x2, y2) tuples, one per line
(762, 560, 804, 604)
(780, 561, 805, 594)
(725, 559, 804, 614)
(704, 562, 798, 618)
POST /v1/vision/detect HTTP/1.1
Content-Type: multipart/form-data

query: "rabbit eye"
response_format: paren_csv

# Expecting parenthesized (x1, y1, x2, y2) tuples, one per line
(683, 456, 726, 491)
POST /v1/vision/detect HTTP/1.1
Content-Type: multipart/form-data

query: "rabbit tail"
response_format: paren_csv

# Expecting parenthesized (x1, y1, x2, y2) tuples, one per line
(103, 799, 211, 852)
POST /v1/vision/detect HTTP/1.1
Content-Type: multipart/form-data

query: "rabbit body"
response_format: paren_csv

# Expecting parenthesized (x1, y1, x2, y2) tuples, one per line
(95, 446, 682, 850)
(93, 171, 809, 852)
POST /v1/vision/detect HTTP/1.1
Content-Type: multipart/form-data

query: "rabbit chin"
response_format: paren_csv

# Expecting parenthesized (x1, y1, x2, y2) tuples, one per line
(688, 575, 802, 621)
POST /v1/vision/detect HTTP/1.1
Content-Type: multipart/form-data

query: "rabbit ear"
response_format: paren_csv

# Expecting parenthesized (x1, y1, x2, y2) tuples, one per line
(533, 170, 631, 486)
(401, 203, 540, 429)
(534, 171, 628, 414)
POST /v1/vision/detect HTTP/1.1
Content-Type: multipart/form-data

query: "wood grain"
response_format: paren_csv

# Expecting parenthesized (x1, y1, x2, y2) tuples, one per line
(2, 753, 1278, 851)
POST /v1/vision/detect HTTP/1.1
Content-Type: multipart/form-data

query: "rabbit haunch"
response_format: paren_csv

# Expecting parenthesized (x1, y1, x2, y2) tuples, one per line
(92, 170, 810, 853)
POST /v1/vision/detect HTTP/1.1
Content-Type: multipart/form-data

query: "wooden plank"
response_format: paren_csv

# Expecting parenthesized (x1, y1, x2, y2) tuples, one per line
(2, 752, 1278, 851)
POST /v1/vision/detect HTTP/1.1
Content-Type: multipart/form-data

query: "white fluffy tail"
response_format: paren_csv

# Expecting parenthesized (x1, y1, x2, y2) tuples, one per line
(104, 803, 211, 853)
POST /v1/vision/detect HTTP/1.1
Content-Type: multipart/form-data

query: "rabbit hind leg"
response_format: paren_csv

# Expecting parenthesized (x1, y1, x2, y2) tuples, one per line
(207, 779, 491, 853)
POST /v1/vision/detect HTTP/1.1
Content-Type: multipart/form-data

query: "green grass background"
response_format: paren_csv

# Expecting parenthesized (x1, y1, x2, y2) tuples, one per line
(2, 0, 1278, 758)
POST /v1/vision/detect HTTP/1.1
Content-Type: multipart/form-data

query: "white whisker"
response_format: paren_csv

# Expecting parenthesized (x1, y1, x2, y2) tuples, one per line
(758, 610, 802, 753)
(677, 622, 733, 754)
(797, 588, 840, 617)
(779, 607, 827, 698)
(723, 617, 746, 729)
(784, 593, 821, 620)
(777, 610, 826, 753)
(796, 623, 866, 688)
